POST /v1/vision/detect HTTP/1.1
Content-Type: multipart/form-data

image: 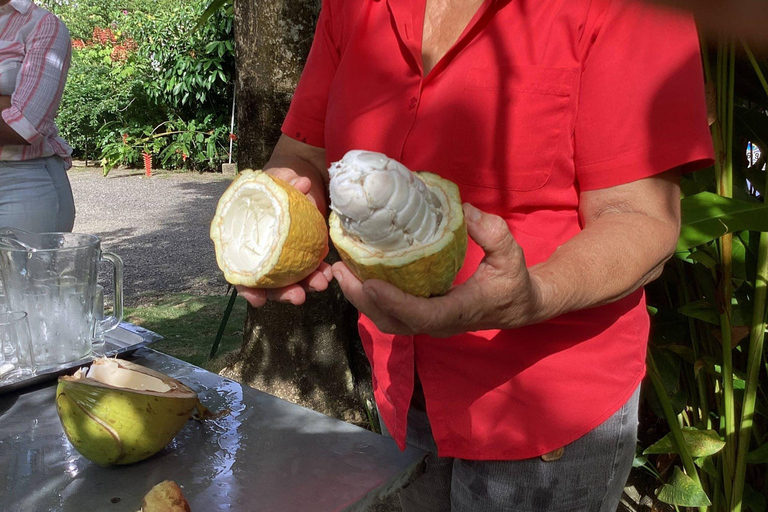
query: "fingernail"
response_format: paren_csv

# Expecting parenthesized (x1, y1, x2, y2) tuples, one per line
(463, 203, 481, 222)
(332, 269, 343, 285)
(290, 178, 300, 186)
(364, 286, 378, 301)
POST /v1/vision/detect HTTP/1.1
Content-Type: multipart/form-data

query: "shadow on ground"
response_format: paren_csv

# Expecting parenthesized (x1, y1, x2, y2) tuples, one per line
(89, 179, 232, 304)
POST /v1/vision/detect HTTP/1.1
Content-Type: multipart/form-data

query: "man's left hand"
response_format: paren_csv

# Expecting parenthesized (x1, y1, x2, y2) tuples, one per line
(331, 204, 545, 337)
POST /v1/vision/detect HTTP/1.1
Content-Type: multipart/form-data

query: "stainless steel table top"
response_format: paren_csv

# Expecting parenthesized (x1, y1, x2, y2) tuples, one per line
(0, 348, 425, 511)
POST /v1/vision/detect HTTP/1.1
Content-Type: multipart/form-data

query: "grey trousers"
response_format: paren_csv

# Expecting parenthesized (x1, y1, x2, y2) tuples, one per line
(386, 378, 640, 512)
(0, 156, 75, 233)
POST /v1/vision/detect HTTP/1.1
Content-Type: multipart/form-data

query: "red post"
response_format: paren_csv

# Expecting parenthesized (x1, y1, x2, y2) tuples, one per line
(142, 152, 152, 177)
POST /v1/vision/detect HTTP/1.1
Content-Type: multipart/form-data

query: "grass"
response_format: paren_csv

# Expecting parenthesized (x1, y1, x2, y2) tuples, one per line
(124, 292, 248, 373)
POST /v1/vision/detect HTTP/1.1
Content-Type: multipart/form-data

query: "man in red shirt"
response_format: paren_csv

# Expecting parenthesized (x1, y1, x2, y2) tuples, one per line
(236, 0, 714, 509)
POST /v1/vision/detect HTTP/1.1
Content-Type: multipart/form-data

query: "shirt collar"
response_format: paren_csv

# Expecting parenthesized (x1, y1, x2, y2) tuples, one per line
(0, 0, 32, 15)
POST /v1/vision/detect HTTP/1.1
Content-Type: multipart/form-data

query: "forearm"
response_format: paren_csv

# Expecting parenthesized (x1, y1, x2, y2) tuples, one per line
(0, 96, 29, 146)
(528, 211, 678, 323)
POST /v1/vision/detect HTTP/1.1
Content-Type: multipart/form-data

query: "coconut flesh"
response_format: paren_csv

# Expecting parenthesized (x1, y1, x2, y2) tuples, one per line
(329, 150, 447, 254)
(85, 359, 173, 392)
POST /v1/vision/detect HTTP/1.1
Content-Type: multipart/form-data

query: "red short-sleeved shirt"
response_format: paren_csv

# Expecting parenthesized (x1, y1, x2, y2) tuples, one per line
(283, 0, 714, 459)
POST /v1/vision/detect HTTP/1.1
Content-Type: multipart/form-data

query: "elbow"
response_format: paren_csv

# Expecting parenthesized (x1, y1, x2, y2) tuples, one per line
(644, 221, 680, 285)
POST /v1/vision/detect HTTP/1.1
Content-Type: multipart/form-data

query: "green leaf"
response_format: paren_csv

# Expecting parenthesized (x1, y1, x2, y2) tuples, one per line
(747, 441, 768, 463)
(656, 467, 712, 507)
(678, 192, 768, 251)
(744, 483, 768, 512)
(662, 344, 696, 364)
(194, 0, 233, 31)
(643, 427, 725, 457)
(694, 456, 718, 477)
(680, 176, 707, 197)
(649, 346, 681, 395)
(732, 233, 748, 282)
(689, 249, 718, 269)
(678, 299, 719, 325)
(677, 298, 752, 327)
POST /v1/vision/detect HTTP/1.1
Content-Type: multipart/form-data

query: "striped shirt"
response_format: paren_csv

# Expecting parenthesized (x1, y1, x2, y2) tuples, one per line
(0, 0, 71, 168)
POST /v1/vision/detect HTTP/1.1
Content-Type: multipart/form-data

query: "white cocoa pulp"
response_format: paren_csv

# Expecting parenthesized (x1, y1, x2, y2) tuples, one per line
(328, 150, 445, 251)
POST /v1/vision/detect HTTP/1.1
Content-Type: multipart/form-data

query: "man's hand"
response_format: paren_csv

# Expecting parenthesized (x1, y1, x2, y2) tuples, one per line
(331, 204, 544, 337)
(236, 167, 332, 306)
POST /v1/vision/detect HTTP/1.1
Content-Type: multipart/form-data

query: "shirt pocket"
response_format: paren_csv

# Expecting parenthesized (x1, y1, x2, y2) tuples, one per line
(447, 66, 577, 192)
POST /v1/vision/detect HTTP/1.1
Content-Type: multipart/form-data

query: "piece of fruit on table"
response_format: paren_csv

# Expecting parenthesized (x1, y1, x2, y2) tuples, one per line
(56, 358, 223, 466)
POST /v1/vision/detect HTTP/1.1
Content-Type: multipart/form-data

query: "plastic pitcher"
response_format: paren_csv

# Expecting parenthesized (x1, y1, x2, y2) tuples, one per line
(0, 228, 123, 368)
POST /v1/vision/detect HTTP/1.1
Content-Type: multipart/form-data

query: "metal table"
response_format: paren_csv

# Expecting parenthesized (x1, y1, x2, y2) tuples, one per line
(0, 348, 425, 511)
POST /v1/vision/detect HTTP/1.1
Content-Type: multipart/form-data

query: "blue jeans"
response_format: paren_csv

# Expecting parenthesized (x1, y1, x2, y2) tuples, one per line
(384, 377, 640, 512)
(0, 156, 75, 233)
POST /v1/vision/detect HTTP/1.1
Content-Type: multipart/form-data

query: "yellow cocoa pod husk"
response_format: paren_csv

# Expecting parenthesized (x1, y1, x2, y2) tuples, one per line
(210, 170, 329, 288)
(330, 172, 467, 297)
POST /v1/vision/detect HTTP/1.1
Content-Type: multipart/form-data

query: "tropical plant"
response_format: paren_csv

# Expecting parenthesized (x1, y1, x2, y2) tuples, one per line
(56, 25, 151, 163)
(99, 115, 232, 174)
(43, 0, 235, 172)
(640, 37, 768, 511)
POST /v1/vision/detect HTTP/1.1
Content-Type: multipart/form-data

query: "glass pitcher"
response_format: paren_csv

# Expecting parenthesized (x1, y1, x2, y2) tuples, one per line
(0, 228, 123, 368)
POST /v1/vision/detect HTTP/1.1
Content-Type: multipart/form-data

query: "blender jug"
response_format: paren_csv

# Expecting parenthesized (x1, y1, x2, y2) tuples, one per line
(0, 228, 123, 368)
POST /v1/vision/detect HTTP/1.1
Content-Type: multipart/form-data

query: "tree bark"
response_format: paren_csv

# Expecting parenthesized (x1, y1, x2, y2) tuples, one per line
(222, 0, 372, 425)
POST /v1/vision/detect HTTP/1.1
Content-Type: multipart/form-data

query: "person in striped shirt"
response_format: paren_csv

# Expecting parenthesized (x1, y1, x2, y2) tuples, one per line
(0, 0, 74, 233)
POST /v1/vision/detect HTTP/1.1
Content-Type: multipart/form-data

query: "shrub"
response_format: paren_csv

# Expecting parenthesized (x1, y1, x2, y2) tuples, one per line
(43, 0, 235, 172)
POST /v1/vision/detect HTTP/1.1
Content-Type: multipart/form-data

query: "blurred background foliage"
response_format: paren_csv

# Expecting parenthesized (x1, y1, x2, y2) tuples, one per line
(40, 0, 235, 173)
(641, 38, 768, 511)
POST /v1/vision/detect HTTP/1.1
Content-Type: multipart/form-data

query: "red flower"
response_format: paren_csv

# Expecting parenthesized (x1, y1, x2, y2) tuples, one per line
(92, 27, 117, 46)
(229, 133, 237, 141)
(110, 45, 129, 62)
(123, 38, 138, 52)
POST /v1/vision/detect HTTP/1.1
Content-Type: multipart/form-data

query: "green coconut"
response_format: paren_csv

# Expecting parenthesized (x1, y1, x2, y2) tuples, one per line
(56, 358, 221, 466)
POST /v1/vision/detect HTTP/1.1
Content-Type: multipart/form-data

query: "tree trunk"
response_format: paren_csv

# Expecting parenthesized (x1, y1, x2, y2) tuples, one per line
(222, 0, 372, 426)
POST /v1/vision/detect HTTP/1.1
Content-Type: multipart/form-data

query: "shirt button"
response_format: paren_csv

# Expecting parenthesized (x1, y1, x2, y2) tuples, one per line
(408, 97, 418, 109)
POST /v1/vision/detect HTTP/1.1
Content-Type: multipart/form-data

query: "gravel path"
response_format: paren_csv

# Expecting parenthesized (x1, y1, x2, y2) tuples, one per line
(68, 165, 233, 305)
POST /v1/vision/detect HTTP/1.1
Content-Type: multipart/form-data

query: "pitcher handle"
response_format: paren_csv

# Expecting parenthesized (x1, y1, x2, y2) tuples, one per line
(99, 251, 124, 333)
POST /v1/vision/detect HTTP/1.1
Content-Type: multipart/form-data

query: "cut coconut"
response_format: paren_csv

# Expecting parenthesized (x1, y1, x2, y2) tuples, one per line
(86, 359, 171, 393)
(210, 169, 329, 288)
(56, 358, 221, 466)
(329, 151, 467, 297)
